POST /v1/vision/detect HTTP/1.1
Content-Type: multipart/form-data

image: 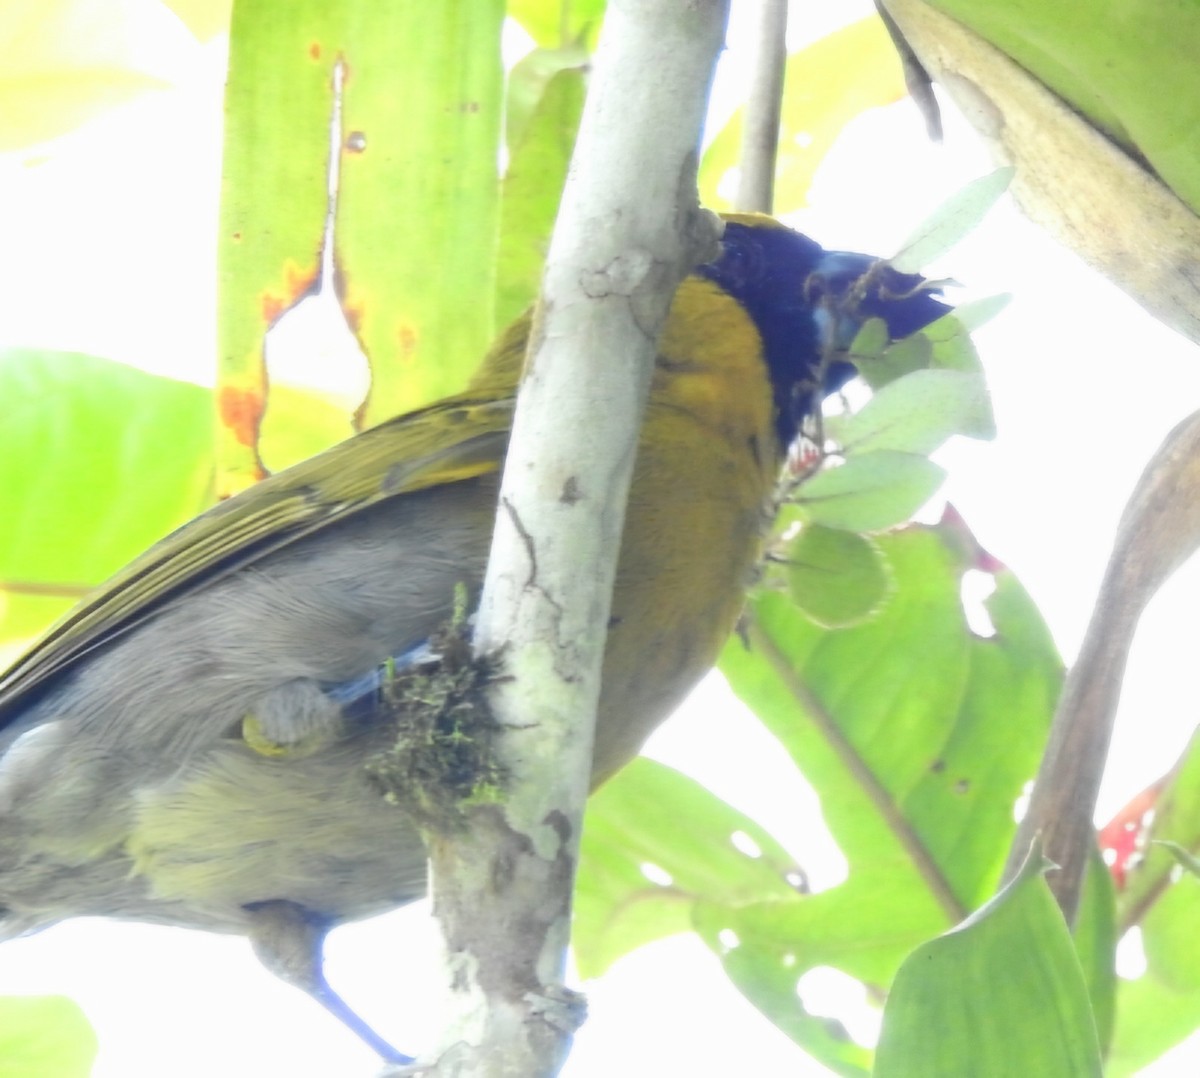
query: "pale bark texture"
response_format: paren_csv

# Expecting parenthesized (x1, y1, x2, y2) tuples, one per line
(401, 2, 731, 1074)
(881, 0, 1200, 347)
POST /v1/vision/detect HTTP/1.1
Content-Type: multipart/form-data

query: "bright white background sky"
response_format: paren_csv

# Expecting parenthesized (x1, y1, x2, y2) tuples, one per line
(1, 1, 1199, 1075)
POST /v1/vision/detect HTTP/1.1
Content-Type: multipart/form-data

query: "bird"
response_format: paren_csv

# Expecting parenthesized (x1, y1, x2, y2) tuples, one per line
(0, 214, 948, 1061)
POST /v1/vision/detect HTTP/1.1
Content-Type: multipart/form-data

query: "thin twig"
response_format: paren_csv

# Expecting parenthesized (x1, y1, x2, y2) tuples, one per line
(735, 0, 787, 213)
(1003, 410, 1200, 923)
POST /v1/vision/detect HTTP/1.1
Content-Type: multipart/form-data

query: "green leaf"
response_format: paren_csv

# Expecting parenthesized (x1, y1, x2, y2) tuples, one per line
(825, 369, 993, 455)
(1118, 728, 1200, 928)
(495, 47, 586, 328)
(847, 317, 889, 364)
(1137, 868, 1200, 994)
(796, 451, 945, 533)
(947, 293, 1013, 333)
(858, 311, 987, 393)
(1073, 850, 1118, 1056)
(693, 889, 912, 1077)
(163, 0, 232, 41)
(575, 758, 799, 978)
(716, 522, 1061, 1063)
(925, 312, 987, 376)
(507, 0, 605, 48)
(0, 0, 180, 150)
(258, 383, 356, 474)
(1158, 840, 1200, 877)
(890, 167, 1015, 273)
(728, 524, 1060, 911)
(503, 43, 588, 153)
(925, 0, 1200, 215)
(695, 902, 874, 1076)
(219, 0, 505, 492)
(699, 18, 906, 213)
(855, 331, 934, 391)
(0, 350, 213, 645)
(786, 525, 889, 628)
(874, 849, 1103, 1077)
(849, 305, 994, 397)
(0, 995, 97, 1078)
(1108, 728, 1200, 1074)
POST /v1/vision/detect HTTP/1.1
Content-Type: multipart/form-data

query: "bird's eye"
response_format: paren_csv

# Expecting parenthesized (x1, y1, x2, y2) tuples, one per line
(720, 237, 766, 291)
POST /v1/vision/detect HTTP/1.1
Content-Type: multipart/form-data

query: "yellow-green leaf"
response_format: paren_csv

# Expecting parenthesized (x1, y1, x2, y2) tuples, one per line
(0, 995, 97, 1078)
(700, 17, 906, 212)
(787, 524, 890, 628)
(218, 0, 504, 493)
(0, 0, 191, 150)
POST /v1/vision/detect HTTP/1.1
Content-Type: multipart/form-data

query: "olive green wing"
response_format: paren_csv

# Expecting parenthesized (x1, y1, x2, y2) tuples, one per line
(0, 393, 515, 721)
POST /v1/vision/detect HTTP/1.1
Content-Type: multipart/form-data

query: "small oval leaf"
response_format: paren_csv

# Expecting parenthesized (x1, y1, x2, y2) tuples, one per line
(856, 331, 934, 390)
(948, 292, 1013, 333)
(787, 525, 890, 628)
(830, 369, 993, 455)
(890, 167, 1015, 273)
(797, 452, 946, 533)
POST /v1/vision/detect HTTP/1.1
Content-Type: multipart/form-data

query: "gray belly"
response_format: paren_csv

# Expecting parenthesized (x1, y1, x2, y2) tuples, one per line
(0, 479, 495, 935)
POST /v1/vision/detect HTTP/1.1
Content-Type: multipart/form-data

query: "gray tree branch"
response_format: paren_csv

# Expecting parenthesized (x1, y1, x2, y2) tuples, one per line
(736, 0, 788, 213)
(1004, 409, 1200, 922)
(403, 2, 730, 1074)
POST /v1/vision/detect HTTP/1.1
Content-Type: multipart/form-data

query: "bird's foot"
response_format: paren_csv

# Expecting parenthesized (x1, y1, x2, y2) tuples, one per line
(527, 983, 588, 1035)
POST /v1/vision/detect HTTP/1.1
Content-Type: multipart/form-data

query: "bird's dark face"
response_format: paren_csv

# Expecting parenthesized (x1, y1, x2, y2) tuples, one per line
(695, 218, 951, 446)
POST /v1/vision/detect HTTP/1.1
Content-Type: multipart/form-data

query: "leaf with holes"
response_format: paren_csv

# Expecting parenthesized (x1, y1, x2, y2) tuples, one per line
(219, 0, 505, 492)
(575, 757, 800, 979)
(710, 519, 1061, 1065)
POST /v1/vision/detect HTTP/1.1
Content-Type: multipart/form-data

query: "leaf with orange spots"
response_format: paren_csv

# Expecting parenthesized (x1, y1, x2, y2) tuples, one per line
(700, 16, 907, 213)
(333, 2, 505, 426)
(258, 260, 320, 328)
(219, 0, 505, 494)
(216, 384, 264, 453)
